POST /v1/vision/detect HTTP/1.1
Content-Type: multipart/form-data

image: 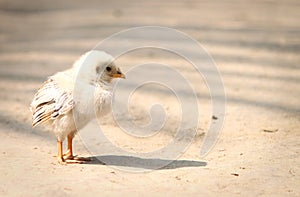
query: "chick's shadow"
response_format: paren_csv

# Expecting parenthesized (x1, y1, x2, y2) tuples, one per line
(83, 155, 207, 170)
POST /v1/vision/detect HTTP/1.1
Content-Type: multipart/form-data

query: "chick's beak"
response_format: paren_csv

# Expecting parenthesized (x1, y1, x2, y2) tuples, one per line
(112, 71, 126, 79)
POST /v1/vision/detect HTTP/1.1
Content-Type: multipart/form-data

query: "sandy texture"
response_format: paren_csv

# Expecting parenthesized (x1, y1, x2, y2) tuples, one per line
(0, 0, 299, 196)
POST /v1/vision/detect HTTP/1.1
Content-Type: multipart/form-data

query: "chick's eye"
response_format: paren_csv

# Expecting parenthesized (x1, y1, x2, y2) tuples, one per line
(106, 66, 112, 72)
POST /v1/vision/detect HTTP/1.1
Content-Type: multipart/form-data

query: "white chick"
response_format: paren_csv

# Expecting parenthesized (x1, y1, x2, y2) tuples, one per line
(30, 50, 125, 164)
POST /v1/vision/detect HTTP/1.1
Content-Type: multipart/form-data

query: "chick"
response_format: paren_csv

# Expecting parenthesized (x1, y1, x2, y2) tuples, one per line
(30, 50, 125, 164)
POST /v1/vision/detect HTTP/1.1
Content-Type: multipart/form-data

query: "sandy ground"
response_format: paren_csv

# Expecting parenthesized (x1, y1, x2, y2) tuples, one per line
(0, 0, 299, 196)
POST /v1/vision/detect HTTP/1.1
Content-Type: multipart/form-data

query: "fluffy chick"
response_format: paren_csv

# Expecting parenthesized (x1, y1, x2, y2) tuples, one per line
(30, 50, 125, 164)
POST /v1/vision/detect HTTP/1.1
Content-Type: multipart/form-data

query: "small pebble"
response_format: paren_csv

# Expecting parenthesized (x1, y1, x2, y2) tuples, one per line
(262, 128, 278, 133)
(231, 173, 239, 176)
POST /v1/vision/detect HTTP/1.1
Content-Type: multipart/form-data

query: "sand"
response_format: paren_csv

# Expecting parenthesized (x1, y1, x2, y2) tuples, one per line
(0, 0, 299, 196)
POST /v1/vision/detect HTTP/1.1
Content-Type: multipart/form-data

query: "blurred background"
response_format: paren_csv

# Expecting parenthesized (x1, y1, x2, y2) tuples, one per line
(0, 0, 299, 196)
(0, 0, 299, 115)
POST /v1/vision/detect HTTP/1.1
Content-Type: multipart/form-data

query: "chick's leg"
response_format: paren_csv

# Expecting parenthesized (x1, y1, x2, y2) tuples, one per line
(57, 140, 66, 164)
(63, 134, 74, 160)
(64, 134, 91, 162)
(57, 138, 83, 164)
